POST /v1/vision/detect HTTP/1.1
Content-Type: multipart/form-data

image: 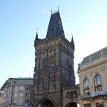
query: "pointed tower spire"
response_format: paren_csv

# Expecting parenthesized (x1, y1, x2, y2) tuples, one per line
(71, 35, 75, 51)
(46, 11, 65, 38)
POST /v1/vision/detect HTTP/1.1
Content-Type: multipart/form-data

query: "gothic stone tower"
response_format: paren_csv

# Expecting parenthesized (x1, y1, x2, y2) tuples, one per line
(33, 11, 75, 107)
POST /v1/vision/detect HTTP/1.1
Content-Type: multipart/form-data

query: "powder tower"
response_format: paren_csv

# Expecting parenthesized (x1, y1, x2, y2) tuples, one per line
(33, 11, 78, 107)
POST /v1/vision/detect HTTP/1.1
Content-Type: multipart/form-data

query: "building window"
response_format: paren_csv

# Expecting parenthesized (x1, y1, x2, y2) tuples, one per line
(83, 78, 90, 95)
(66, 90, 78, 99)
(26, 87, 28, 90)
(25, 99, 29, 104)
(96, 102, 104, 107)
(74, 90, 78, 97)
(20, 86, 24, 91)
(26, 86, 31, 90)
(14, 86, 18, 91)
(66, 91, 70, 98)
(14, 93, 18, 97)
(69, 91, 74, 99)
(43, 79, 49, 89)
(84, 104, 91, 107)
(19, 100, 23, 105)
(13, 101, 16, 105)
(25, 93, 28, 97)
(94, 74, 102, 91)
(19, 92, 24, 97)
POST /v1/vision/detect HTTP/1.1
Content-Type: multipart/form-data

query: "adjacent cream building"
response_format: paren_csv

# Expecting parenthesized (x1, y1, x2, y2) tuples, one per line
(0, 78, 33, 107)
(78, 47, 107, 107)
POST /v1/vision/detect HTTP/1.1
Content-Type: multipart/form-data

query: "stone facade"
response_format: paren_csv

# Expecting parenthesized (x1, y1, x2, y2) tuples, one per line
(62, 86, 79, 107)
(33, 11, 79, 107)
(78, 47, 107, 107)
(0, 91, 5, 107)
(0, 78, 33, 107)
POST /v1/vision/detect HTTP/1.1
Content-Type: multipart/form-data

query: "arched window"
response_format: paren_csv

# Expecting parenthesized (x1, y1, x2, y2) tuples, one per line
(66, 91, 70, 98)
(74, 90, 78, 98)
(70, 91, 74, 99)
(83, 78, 90, 95)
(83, 78, 89, 89)
(94, 74, 102, 91)
(42, 78, 49, 90)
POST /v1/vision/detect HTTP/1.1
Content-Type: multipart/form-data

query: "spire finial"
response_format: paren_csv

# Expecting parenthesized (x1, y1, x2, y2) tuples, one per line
(51, 9, 52, 15)
(58, 6, 59, 12)
(71, 34, 75, 51)
(71, 34, 74, 42)
(36, 28, 38, 33)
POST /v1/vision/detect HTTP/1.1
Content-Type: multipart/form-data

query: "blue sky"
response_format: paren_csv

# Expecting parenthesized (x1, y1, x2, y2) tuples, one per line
(0, 0, 107, 87)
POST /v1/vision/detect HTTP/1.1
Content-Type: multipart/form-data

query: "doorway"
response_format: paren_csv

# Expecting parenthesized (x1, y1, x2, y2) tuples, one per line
(42, 99, 54, 107)
(66, 102, 77, 107)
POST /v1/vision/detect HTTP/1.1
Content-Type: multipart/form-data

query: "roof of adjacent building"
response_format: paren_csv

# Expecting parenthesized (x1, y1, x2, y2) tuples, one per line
(92, 90, 107, 97)
(1, 77, 33, 90)
(80, 90, 107, 100)
(81, 47, 107, 65)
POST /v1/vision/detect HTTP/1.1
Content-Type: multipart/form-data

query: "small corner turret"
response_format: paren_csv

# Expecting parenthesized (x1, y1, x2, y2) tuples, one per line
(36, 32, 38, 40)
(71, 35, 75, 51)
(34, 31, 39, 47)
